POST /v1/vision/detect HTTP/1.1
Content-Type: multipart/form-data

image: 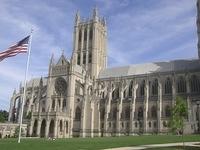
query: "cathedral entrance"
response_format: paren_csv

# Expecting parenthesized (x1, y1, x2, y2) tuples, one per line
(40, 119, 46, 138)
(49, 120, 55, 138)
(32, 120, 38, 137)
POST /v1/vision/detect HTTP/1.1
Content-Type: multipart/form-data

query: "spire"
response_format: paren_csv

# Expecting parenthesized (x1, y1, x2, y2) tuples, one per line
(50, 53, 54, 66)
(49, 53, 54, 76)
(13, 89, 16, 95)
(19, 82, 23, 93)
(39, 77, 43, 88)
(102, 17, 106, 26)
(93, 6, 98, 21)
(75, 10, 80, 25)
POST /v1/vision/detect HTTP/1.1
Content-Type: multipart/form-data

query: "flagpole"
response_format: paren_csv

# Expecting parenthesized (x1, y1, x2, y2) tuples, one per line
(18, 29, 33, 143)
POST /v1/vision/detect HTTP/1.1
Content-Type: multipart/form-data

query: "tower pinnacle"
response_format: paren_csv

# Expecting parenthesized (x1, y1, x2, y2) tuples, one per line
(75, 10, 80, 25)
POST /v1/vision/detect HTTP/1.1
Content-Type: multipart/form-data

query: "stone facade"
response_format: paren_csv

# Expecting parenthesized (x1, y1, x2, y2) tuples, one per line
(8, 5, 200, 138)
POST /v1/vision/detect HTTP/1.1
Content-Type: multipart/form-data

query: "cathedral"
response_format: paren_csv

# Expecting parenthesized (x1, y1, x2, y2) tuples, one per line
(8, 1, 200, 138)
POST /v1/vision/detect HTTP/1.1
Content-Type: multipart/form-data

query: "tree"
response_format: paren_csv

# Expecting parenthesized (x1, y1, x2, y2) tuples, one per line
(0, 110, 9, 123)
(169, 96, 187, 135)
(14, 126, 25, 138)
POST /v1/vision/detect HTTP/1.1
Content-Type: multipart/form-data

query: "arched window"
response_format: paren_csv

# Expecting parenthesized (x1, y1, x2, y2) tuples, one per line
(66, 121, 68, 133)
(75, 107, 81, 121)
(89, 27, 93, 40)
(140, 80, 145, 96)
(40, 119, 46, 138)
(88, 52, 92, 63)
(84, 28, 87, 41)
(149, 121, 152, 128)
(60, 120, 63, 132)
(138, 107, 143, 119)
(125, 106, 130, 120)
(112, 88, 119, 100)
(152, 79, 158, 95)
(128, 81, 133, 97)
(100, 108, 105, 120)
(151, 106, 157, 118)
(32, 119, 38, 137)
(52, 99, 55, 110)
(112, 107, 117, 120)
(123, 90, 126, 98)
(135, 122, 138, 128)
(190, 75, 200, 93)
(165, 105, 171, 117)
(177, 76, 186, 93)
(83, 53, 86, 64)
(42, 107, 45, 112)
(77, 53, 81, 65)
(49, 120, 54, 138)
(63, 99, 66, 108)
(78, 30, 82, 42)
(165, 77, 172, 94)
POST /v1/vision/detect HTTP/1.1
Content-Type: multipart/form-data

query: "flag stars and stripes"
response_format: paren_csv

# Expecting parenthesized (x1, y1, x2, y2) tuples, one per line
(0, 35, 30, 61)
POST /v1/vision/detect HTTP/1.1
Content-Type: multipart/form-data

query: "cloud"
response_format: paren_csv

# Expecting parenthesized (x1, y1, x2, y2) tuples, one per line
(106, 0, 197, 67)
(0, 0, 76, 110)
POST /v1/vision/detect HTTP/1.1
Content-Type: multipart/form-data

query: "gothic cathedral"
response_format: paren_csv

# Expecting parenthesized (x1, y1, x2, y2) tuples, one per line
(8, 3, 200, 138)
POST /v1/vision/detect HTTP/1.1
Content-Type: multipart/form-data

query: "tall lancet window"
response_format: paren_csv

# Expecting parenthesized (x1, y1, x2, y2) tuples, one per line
(77, 53, 81, 65)
(165, 77, 172, 94)
(89, 27, 93, 40)
(75, 106, 81, 121)
(83, 28, 87, 49)
(88, 52, 92, 63)
(78, 29, 82, 42)
(152, 79, 158, 96)
(128, 81, 133, 97)
(190, 75, 200, 93)
(177, 76, 186, 93)
(83, 53, 86, 64)
(78, 29, 82, 50)
(140, 80, 145, 96)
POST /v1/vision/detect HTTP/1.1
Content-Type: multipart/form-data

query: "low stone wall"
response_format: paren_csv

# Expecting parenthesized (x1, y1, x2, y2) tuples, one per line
(0, 122, 27, 138)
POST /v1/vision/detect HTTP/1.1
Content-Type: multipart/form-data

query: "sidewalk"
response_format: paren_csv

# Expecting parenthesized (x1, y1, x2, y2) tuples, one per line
(104, 142, 200, 150)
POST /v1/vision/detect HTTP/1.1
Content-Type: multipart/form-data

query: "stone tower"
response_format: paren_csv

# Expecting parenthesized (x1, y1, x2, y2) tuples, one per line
(197, 0, 200, 58)
(72, 8, 107, 78)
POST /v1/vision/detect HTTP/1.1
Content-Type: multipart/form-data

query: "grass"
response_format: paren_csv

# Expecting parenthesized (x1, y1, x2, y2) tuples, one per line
(146, 146, 200, 150)
(0, 135, 200, 150)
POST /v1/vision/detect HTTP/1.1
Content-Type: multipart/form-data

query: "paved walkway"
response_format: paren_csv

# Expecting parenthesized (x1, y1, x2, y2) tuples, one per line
(105, 142, 200, 150)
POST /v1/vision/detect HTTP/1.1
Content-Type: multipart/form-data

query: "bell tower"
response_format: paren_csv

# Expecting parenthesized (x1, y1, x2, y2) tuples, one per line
(71, 8, 107, 78)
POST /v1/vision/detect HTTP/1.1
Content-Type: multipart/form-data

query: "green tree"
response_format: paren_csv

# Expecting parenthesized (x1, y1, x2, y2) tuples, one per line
(14, 126, 26, 138)
(169, 96, 187, 135)
(0, 110, 8, 123)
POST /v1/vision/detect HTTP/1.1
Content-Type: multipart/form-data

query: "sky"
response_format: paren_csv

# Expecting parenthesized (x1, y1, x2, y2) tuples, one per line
(0, 0, 198, 111)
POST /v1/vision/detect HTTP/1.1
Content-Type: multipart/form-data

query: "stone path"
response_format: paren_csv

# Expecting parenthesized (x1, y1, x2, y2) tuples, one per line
(104, 142, 200, 150)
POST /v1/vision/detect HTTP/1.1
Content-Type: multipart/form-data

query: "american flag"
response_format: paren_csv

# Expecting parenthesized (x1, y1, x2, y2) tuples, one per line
(0, 35, 30, 62)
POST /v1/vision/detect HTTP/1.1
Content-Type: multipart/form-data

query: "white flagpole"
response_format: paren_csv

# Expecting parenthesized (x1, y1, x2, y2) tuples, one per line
(18, 29, 33, 143)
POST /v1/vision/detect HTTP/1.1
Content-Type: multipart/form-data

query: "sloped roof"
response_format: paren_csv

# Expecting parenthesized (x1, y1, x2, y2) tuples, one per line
(26, 77, 47, 87)
(98, 59, 200, 79)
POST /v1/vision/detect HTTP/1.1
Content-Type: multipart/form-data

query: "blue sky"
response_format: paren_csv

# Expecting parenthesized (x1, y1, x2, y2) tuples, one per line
(0, 0, 198, 110)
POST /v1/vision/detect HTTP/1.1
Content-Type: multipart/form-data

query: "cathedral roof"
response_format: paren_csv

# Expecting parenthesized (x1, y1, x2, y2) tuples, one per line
(26, 77, 47, 87)
(98, 59, 200, 79)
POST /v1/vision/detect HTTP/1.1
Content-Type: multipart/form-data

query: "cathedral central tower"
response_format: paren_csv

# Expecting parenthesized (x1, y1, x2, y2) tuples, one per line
(72, 8, 107, 78)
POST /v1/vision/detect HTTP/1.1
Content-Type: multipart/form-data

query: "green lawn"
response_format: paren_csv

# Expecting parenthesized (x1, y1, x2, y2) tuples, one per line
(0, 135, 200, 150)
(147, 146, 200, 150)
